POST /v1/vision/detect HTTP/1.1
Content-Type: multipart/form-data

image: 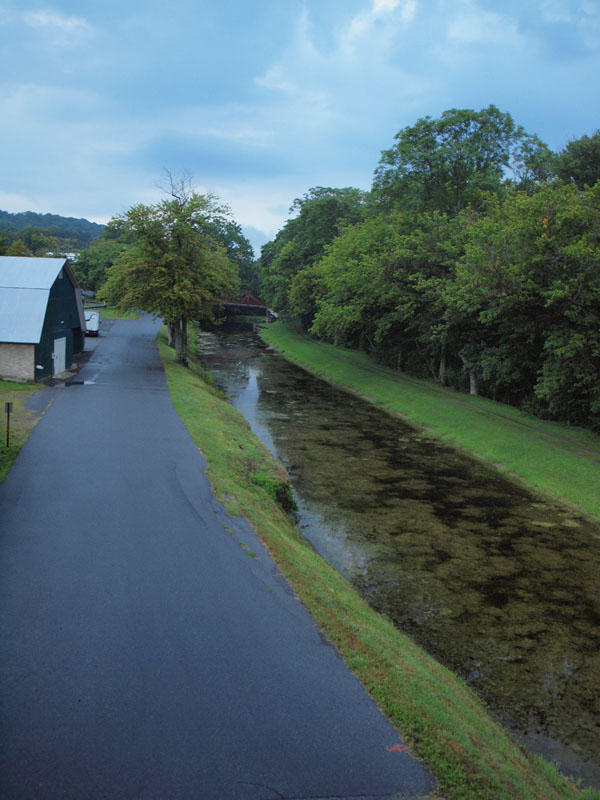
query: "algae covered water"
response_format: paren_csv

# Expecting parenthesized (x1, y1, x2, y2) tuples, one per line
(197, 325, 600, 788)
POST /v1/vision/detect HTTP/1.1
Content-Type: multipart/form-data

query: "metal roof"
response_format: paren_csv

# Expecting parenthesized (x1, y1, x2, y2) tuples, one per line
(0, 256, 67, 290)
(0, 257, 68, 343)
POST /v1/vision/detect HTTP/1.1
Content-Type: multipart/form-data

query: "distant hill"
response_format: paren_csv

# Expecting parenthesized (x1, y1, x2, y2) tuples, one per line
(0, 210, 104, 250)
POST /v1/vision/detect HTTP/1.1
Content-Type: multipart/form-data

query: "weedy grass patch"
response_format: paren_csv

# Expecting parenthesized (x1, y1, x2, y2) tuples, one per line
(259, 322, 600, 522)
(158, 326, 597, 800)
(0, 380, 45, 482)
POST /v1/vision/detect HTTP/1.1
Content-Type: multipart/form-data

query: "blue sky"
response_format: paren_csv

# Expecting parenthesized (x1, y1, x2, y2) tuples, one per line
(1, 0, 599, 252)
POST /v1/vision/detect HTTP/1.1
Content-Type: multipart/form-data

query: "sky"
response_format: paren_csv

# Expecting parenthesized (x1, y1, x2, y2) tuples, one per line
(1, 0, 599, 253)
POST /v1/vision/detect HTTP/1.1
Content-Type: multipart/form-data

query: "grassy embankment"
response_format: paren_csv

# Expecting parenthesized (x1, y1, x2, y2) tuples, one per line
(260, 321, 600, 522)
(0, 380, 44, 482)
(99, 307, 140, 320)
(157, 325, 598, 800)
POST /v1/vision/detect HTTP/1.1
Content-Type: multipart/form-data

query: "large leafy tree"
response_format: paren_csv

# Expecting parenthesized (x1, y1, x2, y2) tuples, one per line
(5, 239, 31, 256)
(100, 181, 239, 364)
(259, 186, 368, 315)
(449, 182, 600, 426)
(372, 105, 552, 215)
(555, 130, 600, 189)
(74, 237, 129, 291)
(309, 211, 465, 381)
(18, 226, 61, 255)
(192, 214, 256, 293)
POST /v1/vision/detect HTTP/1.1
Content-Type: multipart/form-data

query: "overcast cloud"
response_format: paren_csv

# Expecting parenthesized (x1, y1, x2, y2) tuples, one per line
(1, 0, 598, 252)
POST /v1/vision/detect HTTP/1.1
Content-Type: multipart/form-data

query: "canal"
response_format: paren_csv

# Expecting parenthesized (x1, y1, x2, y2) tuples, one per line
(197, 324, 600, 789)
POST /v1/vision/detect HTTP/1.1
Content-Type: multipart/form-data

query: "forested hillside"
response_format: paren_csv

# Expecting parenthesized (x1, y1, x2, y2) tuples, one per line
(257, 106, 600, 431)
(0, 210, 104, 254)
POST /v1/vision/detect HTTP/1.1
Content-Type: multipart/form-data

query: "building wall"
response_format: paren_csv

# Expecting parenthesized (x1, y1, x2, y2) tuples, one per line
(0, 343, 35, 382)
(36, 269, 84, 379)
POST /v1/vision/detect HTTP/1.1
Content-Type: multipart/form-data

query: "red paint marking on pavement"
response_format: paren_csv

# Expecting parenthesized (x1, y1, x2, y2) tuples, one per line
(386, 743, 409, 753)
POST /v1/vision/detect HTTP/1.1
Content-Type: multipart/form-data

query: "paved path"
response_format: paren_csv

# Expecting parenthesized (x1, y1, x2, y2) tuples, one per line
(0, 316, 437, 800)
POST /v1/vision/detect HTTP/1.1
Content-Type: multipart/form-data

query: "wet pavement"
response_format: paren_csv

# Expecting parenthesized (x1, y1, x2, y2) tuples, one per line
(0, 315, 437, 800)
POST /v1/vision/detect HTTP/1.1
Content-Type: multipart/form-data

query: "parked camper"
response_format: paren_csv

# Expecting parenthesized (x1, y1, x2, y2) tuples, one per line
(84, 310, 100, 336)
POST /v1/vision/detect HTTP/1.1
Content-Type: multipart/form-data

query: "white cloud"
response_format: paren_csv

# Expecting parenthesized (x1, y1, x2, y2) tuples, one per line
(373, 0, 400, 13)
(344, 0, 417, 46)
(537, 0, 574, 24)
(23, 9, 91, 34)
(399, 0, 418, 22)
(255, 65, 296, 94)
(446, 0, 526, 47)
(213, 180, 299, 238)
(0, 191, 45, 213)
(251, 2, 433, 176)
(1, 82, 102, 125)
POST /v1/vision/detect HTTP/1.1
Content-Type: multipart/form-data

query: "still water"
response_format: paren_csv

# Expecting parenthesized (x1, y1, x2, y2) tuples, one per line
(198, 325, 600, 788)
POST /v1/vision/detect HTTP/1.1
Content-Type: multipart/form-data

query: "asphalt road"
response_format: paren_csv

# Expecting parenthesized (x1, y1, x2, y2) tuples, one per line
(0, 316, 437, 800)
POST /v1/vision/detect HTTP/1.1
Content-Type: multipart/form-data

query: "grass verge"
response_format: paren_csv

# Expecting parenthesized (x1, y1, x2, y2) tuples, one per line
(157, 326, 597, 800)
(0, 380, 45, 482)
(99, 307, 141, 320)
(259, 321, 600, 522)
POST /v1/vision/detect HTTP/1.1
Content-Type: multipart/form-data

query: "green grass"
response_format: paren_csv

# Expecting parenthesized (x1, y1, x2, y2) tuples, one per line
(0, 380, 45, 482)
(158, 325, 598, 800)
(259, 321, 600, 522)
(99, 307, 141, 320)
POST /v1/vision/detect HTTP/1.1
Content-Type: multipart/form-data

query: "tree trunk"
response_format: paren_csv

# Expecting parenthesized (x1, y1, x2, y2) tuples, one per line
(469, 370, 478, 396)
(167, 321, 176, 348)
(174, 319, 183, 363)
(180, 314, 188, 366)
(459, 352, 478, 396)
(438, 337, 447, 385)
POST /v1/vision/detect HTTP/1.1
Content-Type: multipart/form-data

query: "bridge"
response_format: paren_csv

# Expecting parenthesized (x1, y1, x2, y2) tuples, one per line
(216, 293, 277, 321)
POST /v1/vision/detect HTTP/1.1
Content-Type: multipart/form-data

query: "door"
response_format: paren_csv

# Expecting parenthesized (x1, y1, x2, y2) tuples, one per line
(53, 337, 66, 375)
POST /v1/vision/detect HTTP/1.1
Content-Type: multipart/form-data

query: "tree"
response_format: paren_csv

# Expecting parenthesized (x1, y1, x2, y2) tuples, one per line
(372, 105, 552, 215)
(0, 210, 103, 249)
(555, 130, 600, 189)
(100, 180, 239, 365)
(74, 237, 129, 291)
(197, 216, 256, 292)
(5, 239, 31, 256)
(309, 211, 465, 381)
(450, 183, 600, 426)
(19, 226, 60, 255)
(258, 186, 368, 317)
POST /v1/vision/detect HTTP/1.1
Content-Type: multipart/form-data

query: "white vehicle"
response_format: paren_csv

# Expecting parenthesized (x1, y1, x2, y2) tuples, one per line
(84, 310, 100, 336)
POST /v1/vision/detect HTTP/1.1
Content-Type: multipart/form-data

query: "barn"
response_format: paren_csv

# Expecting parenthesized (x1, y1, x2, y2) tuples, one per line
(0, 256, 86, 382)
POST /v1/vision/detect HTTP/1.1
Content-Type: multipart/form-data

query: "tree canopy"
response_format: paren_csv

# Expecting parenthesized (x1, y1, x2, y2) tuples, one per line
(258, 186, 368, 312)
(100, 183, 239, 364)
(555, 130, 600, 189)
(372, 105, 554, 215)
(257, 106, 600, 430)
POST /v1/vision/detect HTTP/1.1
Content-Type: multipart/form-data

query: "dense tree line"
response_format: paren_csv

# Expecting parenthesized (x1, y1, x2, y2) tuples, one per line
(257, 107, 600, 430)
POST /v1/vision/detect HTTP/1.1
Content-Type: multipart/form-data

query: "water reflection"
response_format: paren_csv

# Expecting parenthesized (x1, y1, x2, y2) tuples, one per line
(198, 326, 600, 788)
